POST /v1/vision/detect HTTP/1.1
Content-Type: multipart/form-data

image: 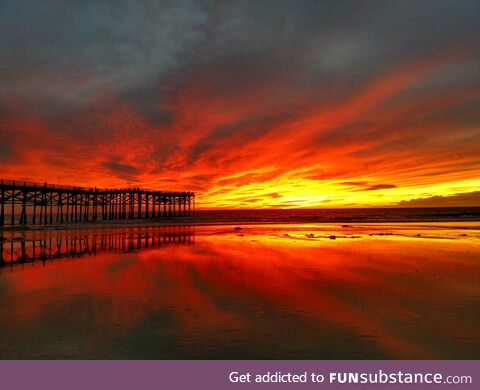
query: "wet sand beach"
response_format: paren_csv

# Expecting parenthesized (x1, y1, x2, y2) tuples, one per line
(0, 222, 478, 359)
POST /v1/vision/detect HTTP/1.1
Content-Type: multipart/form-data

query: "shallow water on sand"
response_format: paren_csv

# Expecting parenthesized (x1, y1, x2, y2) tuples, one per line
(0, 223, 479, 359)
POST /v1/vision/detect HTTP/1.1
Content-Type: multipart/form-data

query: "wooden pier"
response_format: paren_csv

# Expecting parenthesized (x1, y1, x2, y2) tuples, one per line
(0, 179, 195, 227)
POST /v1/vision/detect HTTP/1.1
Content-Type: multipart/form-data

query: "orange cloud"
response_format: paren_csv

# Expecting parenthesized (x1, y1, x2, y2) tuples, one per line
(1, 48, 479, 208)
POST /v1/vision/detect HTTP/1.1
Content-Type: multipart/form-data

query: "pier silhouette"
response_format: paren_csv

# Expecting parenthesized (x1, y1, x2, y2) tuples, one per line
(0, 179, 195, 226)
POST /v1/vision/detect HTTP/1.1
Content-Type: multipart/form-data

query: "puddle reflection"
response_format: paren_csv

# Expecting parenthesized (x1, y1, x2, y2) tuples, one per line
(0, 227, 194, 267)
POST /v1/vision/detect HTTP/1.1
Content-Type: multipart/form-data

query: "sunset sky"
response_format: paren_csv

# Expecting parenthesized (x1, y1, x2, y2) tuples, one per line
(1, 0, 479, 208)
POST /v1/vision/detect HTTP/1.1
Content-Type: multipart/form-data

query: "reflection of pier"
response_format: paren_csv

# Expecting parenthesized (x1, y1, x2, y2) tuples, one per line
(0, 179, 195, 226)
(0, 227, 194, 267)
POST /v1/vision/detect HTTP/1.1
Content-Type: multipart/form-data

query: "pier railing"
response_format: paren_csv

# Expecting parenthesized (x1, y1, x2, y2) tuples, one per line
(0, 179, 192, 194)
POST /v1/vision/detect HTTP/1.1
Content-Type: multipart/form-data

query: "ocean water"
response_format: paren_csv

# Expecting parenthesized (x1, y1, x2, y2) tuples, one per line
(196, 207, 480, 223)
(3, 207, 480, 226)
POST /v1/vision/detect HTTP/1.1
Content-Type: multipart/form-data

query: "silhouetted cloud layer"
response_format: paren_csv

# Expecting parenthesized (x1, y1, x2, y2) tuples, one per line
(398, 192, 480, 207)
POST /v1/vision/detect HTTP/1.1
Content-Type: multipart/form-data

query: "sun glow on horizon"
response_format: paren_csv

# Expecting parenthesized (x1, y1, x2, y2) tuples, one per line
(196, 176, 480, 209)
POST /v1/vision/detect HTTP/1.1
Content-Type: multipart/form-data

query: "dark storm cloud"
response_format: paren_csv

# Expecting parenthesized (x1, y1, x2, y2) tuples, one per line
(0, 129, 26, 163)
(0, 0, 479, 205)
(102, 158, 139, 177)
(0, 0, 211, 127)
(0, 143, 13, 163)
(2, 0, 478, 115)
(118, 87, 174, 126)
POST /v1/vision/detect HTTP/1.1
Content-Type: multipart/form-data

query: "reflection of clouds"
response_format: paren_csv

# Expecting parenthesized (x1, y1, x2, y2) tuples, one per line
(0, 227, 478, 358)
